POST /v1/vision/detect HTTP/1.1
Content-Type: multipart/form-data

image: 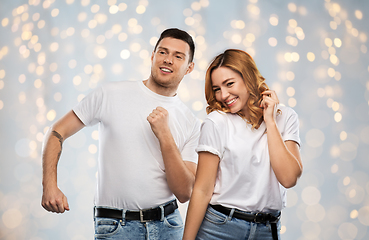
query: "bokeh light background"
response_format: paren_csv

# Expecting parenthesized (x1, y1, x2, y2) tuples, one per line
(1, 0, 369, 239)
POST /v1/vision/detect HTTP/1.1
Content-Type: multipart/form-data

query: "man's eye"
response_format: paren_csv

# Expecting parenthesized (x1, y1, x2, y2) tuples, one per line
(176, 55, 183, 59)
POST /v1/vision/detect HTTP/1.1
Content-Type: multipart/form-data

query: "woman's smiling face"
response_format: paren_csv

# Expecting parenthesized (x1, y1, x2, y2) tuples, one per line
(211, 66, 250, 116)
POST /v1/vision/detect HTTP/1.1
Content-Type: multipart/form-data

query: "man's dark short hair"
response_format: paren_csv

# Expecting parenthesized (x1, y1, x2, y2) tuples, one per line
(154, 28, 195, 63)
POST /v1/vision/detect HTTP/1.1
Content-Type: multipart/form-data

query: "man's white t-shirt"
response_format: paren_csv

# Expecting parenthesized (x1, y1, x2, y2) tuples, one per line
(73, 81, 201, 210)
(196, 105, 300, 212)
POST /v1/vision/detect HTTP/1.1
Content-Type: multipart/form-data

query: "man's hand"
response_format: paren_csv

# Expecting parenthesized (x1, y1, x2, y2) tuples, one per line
(41, 186, 70, 213)
(147, 106, 196, 202)
(147, 107, 171, 139)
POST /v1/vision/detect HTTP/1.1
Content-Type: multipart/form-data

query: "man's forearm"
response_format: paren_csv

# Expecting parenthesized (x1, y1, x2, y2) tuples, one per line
(41, 110, 85, 213)
(51, 130, 63, 160)
(146, 107, 196, 202)
(159, 135, 196, 203)
(42, 129, 64, 187)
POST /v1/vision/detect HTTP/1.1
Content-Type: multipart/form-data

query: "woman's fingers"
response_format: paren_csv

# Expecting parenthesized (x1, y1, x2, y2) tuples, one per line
(260, 96, 277, 109)
(261, 90, 279, 104)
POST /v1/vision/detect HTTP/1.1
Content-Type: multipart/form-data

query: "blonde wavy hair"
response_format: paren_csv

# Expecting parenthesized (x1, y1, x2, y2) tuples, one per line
(205, 49, 269, 129)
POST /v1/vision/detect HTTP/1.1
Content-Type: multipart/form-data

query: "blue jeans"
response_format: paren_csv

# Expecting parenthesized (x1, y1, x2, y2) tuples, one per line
(196, 205, 281, 240)
(94, 208, 183, 240)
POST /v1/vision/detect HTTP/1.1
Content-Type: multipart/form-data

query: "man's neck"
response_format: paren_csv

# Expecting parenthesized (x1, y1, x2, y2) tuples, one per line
(143, 78, 177, 97)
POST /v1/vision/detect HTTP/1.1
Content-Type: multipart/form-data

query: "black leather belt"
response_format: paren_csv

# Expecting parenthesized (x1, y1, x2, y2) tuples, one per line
(95, 200, 177, 222)
(210, 204, 280, 223)
(210, 204, 280, 240)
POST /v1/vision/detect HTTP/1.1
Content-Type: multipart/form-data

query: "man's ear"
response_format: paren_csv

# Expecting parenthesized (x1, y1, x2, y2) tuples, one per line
(185, 62, 195, 75)
(151, 51, 154, 62)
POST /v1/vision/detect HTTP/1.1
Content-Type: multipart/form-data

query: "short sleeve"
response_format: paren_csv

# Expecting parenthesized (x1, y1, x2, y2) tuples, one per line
(282, 108, 301, 147)
(72, 86, 103, 126)
(196, 118, 224, 159)
(180, 119, 201, 164)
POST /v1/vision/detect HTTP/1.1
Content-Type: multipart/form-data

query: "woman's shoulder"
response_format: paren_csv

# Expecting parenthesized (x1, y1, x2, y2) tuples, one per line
(276, 105, 299, 127)
(278, 104, 298, 117)
(206, 110, 229, 123)
(205, 111, 243, 130)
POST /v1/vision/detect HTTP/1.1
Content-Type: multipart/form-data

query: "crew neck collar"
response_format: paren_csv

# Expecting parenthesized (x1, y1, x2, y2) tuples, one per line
(138, 81, 179, 103)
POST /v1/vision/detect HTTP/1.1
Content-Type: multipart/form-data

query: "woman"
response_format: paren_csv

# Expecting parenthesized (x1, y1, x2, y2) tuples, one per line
(183, 49, 302, 240)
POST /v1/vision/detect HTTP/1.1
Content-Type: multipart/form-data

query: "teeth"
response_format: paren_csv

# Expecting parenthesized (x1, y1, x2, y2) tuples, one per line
(161, 68, 172, 73)
(226, 98, 236, 105)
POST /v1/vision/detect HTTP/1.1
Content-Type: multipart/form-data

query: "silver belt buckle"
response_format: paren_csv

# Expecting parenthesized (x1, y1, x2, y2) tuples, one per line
(254, 212, 262, 223)
(139, 209, 148, 223)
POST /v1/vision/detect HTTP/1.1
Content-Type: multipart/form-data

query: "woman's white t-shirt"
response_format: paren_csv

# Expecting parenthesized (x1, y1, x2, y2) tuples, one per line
(196, 105, 300, 212)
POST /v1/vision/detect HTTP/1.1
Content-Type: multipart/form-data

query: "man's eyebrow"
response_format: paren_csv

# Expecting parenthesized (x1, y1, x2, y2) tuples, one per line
(157, 47, 186, 56)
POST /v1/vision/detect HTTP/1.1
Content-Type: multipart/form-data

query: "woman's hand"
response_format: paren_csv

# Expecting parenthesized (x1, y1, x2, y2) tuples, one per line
(261, 90, 303, 188)
(260, 90, 279, 124)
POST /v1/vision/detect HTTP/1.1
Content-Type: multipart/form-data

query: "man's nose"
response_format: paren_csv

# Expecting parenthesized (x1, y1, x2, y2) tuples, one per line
(164, 55, 173, 64)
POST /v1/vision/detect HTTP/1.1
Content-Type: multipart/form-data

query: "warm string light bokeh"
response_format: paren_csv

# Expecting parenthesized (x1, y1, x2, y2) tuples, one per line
(0, 0, 368, 239)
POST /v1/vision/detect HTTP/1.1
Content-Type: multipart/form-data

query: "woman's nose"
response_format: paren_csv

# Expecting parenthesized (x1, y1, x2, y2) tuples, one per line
(221, 89, 229, 101)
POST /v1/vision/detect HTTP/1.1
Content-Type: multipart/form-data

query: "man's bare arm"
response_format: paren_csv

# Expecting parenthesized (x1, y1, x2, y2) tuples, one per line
(157, 133, 196, 203)
(41, 110, 85, 213)
(147, 107, 197, 203)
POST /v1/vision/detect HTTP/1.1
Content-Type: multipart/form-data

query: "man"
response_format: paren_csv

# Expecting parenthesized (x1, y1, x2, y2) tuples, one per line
(41, 28, 200, 239)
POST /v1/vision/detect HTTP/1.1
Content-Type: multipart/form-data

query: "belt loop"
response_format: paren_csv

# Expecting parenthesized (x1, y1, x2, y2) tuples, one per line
(121, 209, 127, 226)
(160, 205, 165, 221)
(93, 206, 96, 219)
(228, 208, 235, 220)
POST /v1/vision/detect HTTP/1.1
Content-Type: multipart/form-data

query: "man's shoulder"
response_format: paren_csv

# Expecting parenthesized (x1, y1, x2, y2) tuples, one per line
(168, 100, 201, 131)
(177, 101, 201, 122)
(102, 80, 138, 89)
(97, 81, 140, 95)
